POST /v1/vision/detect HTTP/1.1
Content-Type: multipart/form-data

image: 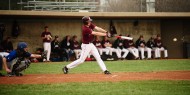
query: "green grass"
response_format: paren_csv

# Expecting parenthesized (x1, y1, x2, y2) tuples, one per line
(23, 60, 190, 74)
(0, 80, 190, 95)
(0, 60, 190, 95)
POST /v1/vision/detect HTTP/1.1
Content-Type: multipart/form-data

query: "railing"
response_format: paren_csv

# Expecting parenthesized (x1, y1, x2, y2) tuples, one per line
(17, 0, 101, 12)
(2, 0, 189, 12)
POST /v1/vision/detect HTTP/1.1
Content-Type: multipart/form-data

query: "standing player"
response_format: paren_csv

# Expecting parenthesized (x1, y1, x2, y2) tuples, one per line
(41, 26, 52, 62)
(63, 16, 111, 74)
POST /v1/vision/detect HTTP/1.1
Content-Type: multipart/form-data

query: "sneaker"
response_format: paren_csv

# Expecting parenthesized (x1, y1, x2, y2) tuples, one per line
(62, 66, 68, 74)
(104, 70, 111, 75)
(135, 57, 139, 60)
(0, 73, 5, 77)
(107, 58, 114, 61)
(7, 72, 15, 77)
(15, 72, 23, 76)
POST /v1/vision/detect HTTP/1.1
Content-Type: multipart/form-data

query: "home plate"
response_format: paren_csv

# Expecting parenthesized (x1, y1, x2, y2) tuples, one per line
(111, 75, 118, 78)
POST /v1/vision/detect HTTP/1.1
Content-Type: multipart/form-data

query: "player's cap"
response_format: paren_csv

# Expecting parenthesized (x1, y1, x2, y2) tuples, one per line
(55, 35, 58, 38)
(127, 34, 131, 37)
(140, 35, 144, 38)
(82, 16, 92, 22)
(44, 26, 48, 28)
(157, 34, 161, 37)
(17, 42, 27, 50)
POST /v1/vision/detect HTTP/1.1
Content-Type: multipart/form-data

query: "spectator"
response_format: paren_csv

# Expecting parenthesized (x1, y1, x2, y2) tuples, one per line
(136, 35, 151, 59)
(113, 35, 129, 60)
(123, 35, 139, 59)
(61, 35, 74, 61)
(41, 26, 52, 62)
(147, 37, 159, 59)
(154, 34, 168, 58)
(71, 35, 82, 59)
(1, 37, 13, 53)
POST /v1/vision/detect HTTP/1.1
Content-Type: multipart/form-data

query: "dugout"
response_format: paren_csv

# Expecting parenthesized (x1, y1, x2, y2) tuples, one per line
(0, 10, 190, 59)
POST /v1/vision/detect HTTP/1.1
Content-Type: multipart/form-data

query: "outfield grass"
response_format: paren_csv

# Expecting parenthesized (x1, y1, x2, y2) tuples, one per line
(23, 60, 190, 74)
(0, 60, 190, 95)
(0, 80, 190, 95)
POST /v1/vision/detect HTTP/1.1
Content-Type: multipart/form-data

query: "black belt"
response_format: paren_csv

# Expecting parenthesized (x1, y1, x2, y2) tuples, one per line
(83, 42, 92, 44)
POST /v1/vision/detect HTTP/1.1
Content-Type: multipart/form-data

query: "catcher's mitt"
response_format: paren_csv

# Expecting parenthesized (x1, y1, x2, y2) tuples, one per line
(41, 50, 47, 60)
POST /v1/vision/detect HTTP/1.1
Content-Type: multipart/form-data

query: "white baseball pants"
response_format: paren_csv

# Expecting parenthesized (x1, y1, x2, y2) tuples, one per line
(157, 47, 168, 58)
(43, 42, 51, 61)
(138, 47, 152, 59)
(74, 49, 82, 59)
(127, 47, 139, 58)
(67, 43, 107, 71)
(98, 48, 109, 55)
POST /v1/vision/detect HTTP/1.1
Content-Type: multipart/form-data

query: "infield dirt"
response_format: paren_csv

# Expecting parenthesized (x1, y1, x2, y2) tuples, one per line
(0, 71, 190, 84)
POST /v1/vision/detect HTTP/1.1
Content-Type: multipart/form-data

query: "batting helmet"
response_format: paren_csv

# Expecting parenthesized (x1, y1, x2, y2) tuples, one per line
(82, 16, 92, 24)
(17, 42, 27, 50)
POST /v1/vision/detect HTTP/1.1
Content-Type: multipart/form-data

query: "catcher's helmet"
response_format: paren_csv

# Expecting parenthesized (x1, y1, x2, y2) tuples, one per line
(82, 16, 92, 22)
(17, 42, 27, 50)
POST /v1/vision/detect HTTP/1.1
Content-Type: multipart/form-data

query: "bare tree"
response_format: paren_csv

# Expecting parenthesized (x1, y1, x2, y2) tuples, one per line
(155, 0, 190, 12)
(105, 0, 146, 12)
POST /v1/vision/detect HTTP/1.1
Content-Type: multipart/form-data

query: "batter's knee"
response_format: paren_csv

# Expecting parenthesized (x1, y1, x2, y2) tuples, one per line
(76, 58, 86, 64)
(78, 60, 85, 63)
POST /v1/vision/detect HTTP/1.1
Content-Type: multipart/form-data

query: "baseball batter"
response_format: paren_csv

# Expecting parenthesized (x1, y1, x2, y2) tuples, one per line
(63, 16, 111, 74)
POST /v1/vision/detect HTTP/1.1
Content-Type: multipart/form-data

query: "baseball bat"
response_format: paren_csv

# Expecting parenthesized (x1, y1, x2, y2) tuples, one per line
(115, 36, 133, 40)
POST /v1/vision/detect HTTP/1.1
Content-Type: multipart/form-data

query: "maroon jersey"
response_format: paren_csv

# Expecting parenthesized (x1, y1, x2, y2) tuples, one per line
(124, 40, 135, 48)
(82, 23, 95, 44)
(72, 41, 81, 49)
(41, 31, 52, 42)
(93, 40, 102, 48)
(101, 39, 111, 48)
(154, 39, 163, 48)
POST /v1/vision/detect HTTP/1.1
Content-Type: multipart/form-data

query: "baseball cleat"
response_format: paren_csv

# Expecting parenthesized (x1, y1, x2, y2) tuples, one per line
(104, 70, 111, 75)
(63, 66, 68, 74)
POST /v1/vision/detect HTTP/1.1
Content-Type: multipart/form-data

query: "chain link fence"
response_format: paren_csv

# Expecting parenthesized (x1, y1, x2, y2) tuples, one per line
(0, 0, 189, 12)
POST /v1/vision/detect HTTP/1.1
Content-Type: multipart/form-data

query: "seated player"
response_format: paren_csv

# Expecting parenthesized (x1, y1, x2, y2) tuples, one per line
(136, 35, 151, 59)
(154, 34, 168, 58)
(123, 35, 139, 59)
(93, 36, 109, 56)
(71, 35, 82, 59)
(113, 35, 129, 60)
(146, 37, 159, 59)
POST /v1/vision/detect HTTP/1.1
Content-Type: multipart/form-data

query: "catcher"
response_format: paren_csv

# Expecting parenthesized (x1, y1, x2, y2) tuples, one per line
(0, 42, 47, 76)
